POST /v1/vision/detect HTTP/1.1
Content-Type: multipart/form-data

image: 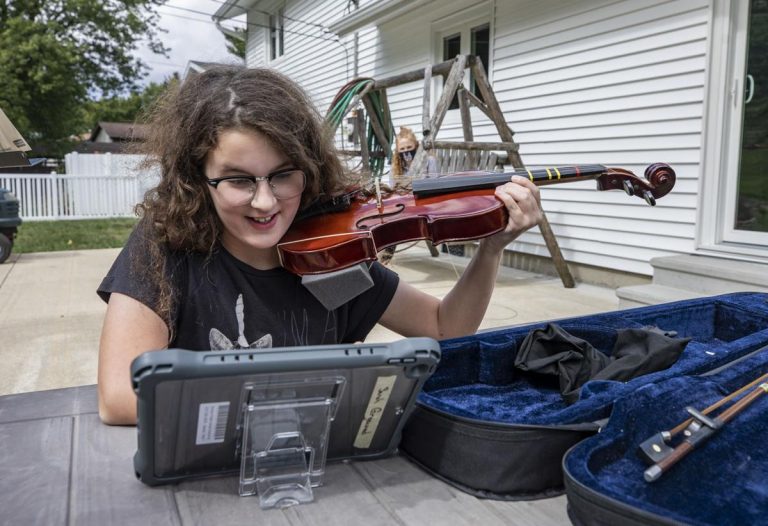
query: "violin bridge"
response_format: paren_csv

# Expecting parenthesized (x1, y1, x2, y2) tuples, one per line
(374, 177, 383, 212)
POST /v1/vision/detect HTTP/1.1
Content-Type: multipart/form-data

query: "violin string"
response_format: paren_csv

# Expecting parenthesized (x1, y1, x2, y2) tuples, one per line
(402, 171, 462, 280)
(393, 242, 419, 253)
(445, 244, 462, 281)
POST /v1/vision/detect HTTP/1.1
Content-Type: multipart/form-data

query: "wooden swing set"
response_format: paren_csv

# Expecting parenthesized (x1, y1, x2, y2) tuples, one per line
(330, 54, 575, 288)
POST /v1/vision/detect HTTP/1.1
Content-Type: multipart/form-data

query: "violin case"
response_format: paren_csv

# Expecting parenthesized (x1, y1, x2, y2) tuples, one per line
(563, 332, 768, 525)
(399, 292, 768, 509)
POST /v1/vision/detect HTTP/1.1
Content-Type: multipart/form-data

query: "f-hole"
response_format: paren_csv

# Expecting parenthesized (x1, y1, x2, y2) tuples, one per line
(356, 203, 405, 229)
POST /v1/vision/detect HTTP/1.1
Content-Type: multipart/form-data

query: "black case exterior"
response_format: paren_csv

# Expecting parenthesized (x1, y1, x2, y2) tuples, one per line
(401, 405, 596, 499)
(564, 471, 681, 526)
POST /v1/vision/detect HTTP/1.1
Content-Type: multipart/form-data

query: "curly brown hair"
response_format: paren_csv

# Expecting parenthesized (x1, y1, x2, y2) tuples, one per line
(133, 66, 351, 332)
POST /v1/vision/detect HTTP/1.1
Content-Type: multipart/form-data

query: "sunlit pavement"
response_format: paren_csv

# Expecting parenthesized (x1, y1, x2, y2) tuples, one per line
(0, 243, 617, 396)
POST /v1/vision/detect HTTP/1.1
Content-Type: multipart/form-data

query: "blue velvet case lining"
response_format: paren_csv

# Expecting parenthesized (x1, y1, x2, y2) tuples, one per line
(421, 292, 768, 426)
(564, 339, 768, 525)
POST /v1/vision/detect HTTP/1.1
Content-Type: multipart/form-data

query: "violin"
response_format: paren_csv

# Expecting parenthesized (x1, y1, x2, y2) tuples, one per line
(278, 163, 675, 276)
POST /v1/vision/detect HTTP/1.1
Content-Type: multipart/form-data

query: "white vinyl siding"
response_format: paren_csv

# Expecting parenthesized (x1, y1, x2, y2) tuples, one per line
(490, 0, 708, 275)
(355, 0, 494, 135)
(245, 9, 267, 65)
(246, 0, 378, 113)
(244, 0, 711, 276)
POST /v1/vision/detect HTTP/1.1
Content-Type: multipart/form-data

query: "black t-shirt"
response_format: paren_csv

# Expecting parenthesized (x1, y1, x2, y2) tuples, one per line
(97, 228, 400, 350)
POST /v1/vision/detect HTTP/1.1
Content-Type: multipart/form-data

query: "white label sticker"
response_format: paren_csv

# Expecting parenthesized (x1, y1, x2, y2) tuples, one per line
(354, 375, 397, 449)
(195, 402, 230, 445)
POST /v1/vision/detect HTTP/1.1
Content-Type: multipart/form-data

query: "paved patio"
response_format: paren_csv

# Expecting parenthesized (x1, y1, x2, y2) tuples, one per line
(0, 243, 618, 396)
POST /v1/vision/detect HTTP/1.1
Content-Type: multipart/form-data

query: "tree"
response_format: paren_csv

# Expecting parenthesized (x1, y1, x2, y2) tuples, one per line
(0, 0, 168, 156)
(222, 26, 247, 60)
(82, 74, 179, 131)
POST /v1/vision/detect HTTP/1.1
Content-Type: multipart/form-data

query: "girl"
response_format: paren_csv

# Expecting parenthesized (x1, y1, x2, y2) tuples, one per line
(97, 66, 542, 425)
(391, 125, 437, 179)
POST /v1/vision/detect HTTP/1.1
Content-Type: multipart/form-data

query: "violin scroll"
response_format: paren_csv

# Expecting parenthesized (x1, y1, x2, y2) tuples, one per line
(597, 163, 676, 206)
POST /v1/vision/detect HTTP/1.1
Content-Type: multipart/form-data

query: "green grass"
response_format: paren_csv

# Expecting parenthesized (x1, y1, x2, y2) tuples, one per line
(12, 218, 138, 254)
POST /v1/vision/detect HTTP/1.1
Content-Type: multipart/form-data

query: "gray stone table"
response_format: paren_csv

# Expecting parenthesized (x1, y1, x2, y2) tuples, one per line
(0, 385, 570, 525)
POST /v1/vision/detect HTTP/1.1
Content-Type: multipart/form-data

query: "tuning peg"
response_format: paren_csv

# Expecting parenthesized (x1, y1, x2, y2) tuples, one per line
(643, 190, 656, 206)
(622, 180, 635, 196)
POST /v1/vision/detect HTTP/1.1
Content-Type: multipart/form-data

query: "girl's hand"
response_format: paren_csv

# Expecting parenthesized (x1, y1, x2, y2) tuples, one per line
(480, 175, 542, 253)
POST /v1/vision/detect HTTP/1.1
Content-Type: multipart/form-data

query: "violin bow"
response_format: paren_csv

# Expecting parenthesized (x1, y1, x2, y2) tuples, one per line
(639, 373, 768, 482)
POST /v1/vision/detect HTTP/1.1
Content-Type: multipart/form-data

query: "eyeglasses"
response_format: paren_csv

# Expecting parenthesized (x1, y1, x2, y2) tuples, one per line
(206, 169, 306, 204)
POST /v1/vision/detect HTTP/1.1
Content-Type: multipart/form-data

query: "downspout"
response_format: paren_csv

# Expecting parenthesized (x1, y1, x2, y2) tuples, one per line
(353, 1, 359, 78)
(353, 32, 359, 78)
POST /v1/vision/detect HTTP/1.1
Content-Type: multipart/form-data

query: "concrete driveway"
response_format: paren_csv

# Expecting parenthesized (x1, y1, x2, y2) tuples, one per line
(0, 248, 119, 396)
(0, 244, 619, 396)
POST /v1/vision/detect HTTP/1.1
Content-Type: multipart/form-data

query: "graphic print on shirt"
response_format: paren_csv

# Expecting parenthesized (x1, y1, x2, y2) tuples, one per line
(322, 310, 338, 343)
(291, 309, 308, 345)
(209, 293, 272, 350)
(278, 308, 338, 346)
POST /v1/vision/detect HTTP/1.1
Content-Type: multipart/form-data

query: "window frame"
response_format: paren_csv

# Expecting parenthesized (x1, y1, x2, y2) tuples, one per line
(698, 0, 768, 258)
(268, 5, 286, 62)
(432, 3, 494, 115)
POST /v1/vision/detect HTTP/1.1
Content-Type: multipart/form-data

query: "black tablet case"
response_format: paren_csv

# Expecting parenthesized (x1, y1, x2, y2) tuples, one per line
(399, 292, 768, 507)
(132, 338, 441, 485)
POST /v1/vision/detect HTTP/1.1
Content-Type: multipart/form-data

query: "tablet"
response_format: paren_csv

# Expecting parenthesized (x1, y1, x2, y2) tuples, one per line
(131, 338, 441, 486)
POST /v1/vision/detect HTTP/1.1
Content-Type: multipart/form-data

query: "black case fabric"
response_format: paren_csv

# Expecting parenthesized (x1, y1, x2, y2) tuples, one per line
(401, 405, 596, 500)
(399, 292, 768, 501)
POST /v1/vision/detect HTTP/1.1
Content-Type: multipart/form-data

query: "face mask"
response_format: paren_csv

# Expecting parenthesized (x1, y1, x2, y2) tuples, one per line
(398, 149, 415, 165)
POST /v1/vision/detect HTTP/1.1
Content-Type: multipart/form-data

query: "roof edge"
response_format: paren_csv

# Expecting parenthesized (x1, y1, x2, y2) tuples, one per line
(328, 0, 433, 36)
(212, 0, 254, 21)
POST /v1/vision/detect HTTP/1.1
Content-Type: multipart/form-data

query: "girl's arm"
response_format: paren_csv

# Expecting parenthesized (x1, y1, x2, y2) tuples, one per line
(97, 292, 169, 425)
(379, 176, 542, 340)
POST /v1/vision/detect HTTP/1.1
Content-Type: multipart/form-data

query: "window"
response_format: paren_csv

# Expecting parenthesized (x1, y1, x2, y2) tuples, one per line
(440, 21, 491, 110)
(442, 33, 462, 109)
(269, 7, 285, 60)
(470, 24, 490, 103)
(443, 33, 461, 62)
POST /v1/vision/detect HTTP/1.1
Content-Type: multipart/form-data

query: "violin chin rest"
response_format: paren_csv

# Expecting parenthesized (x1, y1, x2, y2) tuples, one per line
(301, 263, 374, 311)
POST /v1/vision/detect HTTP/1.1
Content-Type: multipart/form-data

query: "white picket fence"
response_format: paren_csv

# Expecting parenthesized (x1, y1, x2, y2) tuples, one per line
(0, 153, 160, 221)
(0, 173, 141, 220)
(64, 152, 147, 179)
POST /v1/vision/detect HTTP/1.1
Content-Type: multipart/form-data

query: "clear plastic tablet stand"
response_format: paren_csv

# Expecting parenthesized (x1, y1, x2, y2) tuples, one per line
(238, 375, 345, 509)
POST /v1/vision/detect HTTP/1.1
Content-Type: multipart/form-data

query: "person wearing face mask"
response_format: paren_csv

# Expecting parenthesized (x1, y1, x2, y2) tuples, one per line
(381, 126, 442, 264)
(391, 126, 437, 180)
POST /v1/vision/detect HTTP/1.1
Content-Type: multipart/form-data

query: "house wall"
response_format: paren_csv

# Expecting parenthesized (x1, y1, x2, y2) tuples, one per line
(245, 0, 379, 110)
(244, 0, 710, 276)
(489, 0, 707, 276)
